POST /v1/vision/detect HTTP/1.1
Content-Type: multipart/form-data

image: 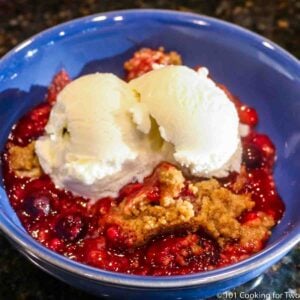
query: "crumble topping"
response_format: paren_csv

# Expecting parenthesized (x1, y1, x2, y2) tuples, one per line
(7, 142, 42, 178)
(100, 163, 274, 248)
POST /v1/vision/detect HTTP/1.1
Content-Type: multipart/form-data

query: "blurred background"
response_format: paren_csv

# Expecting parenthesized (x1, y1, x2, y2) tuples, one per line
(0, 0, 299, 58)
(0, 1, 299, 299)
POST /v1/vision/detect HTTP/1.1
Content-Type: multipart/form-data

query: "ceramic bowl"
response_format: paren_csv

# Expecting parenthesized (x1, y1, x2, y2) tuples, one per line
(0, 9, 299, 299)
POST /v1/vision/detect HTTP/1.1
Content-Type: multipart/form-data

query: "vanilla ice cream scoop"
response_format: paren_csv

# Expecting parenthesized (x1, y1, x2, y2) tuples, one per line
(130, 65, 241, 177)
(36, 66, 241, 200)
(35, 73, 168, 200)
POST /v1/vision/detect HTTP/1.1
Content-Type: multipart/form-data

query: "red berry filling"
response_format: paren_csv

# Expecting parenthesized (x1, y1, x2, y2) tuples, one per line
(46, 69, 71, 105)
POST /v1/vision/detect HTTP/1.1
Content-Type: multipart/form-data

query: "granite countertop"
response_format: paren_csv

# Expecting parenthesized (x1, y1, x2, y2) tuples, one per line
(0, 1, 299, 299)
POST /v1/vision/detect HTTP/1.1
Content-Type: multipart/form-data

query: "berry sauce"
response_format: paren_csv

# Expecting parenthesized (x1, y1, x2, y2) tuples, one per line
(1, 51, 285, 276)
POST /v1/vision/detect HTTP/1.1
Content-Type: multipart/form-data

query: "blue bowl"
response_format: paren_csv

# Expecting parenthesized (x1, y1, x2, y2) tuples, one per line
(0, 9, 299, 299)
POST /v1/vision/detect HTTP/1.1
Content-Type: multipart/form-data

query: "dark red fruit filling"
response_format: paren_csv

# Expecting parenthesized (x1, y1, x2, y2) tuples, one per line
(23, 194, 51, 218)
(242, 143, 264, 169)
(46, 69, 71, 105)
(55, 213, 87, 243)
(11, 103, 51, 146)
(239, 105, 258, 127)
(1, 52, 284, 276)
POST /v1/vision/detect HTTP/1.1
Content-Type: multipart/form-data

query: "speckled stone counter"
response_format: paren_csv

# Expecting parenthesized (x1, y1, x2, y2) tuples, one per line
(0, 1, 299, 299)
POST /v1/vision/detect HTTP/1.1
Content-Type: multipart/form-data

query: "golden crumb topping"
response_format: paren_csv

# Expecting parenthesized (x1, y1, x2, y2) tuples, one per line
(100, 163, 274, 248)
(8, 142, 42, 178)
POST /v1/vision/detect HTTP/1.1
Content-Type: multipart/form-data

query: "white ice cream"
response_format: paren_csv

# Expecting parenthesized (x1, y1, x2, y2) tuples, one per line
(35, 73, 170, 200)
(130, 65, 241, 177)
(36, 66, 242, 200)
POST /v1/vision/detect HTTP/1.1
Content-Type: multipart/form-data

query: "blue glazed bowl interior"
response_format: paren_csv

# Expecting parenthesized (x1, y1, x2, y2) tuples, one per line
(0, 9, 299, 287)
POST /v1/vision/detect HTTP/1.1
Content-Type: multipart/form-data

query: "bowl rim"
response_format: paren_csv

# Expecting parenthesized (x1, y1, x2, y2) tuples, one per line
(0, 8, 299, 289)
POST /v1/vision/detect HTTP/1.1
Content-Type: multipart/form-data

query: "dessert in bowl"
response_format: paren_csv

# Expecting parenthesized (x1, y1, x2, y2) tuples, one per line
(0, 9, 299, 299)
(2, 48, 284, 275)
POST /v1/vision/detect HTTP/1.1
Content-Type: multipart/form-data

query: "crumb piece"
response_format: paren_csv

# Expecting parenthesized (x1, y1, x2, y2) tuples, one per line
(124, 47, 182, 81)
(194, 179, 254, 245)
(240, 212, 275, 251)
(188, 183, 198, 195)
(8, 142, 42, 178)
(158, 163, 185, 198)
(232, 166, 248, 193)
